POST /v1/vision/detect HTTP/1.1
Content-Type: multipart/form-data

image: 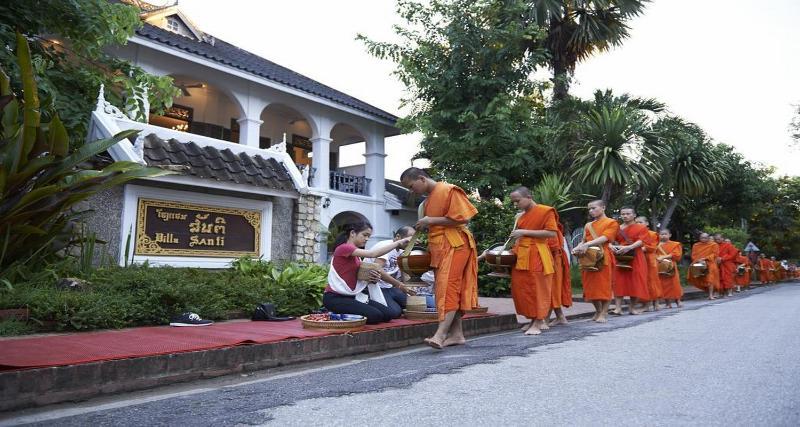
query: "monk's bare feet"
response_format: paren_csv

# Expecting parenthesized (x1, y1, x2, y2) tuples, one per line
(677, 301, 683, 308)
(665, 303, 672, 309)
(537, 320, 550, 331)
(653, 304, 660, 311)
(424, 337, 444, 350)
(525, 326, 542, 335)
(548, 317, 568, 327)
(611, 308, 623, 316)
(520, 322, 532, 331)
(442, 336, 466, 347)
(630, 309, 643, 315)
(594, 315, 608, 323)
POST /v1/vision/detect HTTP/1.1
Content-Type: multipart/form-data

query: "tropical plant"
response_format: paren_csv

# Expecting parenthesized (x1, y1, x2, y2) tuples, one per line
(531, 0, 650, 101)
(0, 32, 171, 281)
(571, 104, 653, 203)
(643, 116, 725, 230)
(531, 173, 588, 212)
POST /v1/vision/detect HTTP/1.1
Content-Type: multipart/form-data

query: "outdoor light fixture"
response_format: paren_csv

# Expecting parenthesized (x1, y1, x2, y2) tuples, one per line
(322, 197, 331, 209)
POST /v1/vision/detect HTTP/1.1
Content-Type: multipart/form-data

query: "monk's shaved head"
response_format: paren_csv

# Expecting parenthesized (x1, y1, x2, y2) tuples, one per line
(511, 186, 531, 198)
(588, 199, 605, 208)
(620, 206, 636, 215)
(635, 216, 649, 224)
(400, 167, 430, 182)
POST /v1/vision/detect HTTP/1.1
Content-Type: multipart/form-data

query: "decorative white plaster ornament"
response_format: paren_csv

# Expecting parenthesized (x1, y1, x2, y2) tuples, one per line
(267, 132, 287, 153)
(95, 84, 128, 119)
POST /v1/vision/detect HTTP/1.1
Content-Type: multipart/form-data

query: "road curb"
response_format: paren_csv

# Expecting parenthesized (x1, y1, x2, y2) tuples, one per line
(0, 313, 519, 412)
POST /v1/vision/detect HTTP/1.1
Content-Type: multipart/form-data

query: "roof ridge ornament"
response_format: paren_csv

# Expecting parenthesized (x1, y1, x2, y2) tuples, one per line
(95, 84, 128, 120)
(267, 132, 288, 154)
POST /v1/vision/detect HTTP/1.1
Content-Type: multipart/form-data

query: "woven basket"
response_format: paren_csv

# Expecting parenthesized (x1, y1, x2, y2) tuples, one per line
(300, 314, 366, 331)
(357, 262, 382, 281)
(406, 304, 428, 312)
(405, 309, 438, 320)
(465, 306, 489, 314)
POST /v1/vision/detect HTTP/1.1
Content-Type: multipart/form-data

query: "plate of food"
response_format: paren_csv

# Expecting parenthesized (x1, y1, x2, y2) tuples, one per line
(300, 313, 367, 330)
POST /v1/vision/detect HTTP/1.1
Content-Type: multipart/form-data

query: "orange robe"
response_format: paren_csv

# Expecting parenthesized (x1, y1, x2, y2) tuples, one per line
(734, 253, 750, 287)
(757, 258, 771, 283)
(581, 217, 619, 302)
(425, 182, 479, 320)
(613, 223, 650, 300)
(658, 240, 683, 300)
(510, 205, 557, 319)
(641, 230, 662, 301)
(688, 242, 720, 291)
(548, 215, 572, 309)
(718, 242, 738, 290)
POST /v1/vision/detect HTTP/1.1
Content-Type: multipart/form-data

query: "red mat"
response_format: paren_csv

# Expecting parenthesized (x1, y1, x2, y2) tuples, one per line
(0, 315, 490, 371)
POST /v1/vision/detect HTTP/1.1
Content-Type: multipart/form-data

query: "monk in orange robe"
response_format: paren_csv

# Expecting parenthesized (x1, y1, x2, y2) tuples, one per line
(636, 216, 662, 311)
(734, 251, 750, 291)
(547, 216, 573, 327)
(688, 232, 720, 299)
(401, 167, 478, 349)
(756, 254, 771, 284)
(572, 200, 619, 323)
(611, 208, 650, 315)
(715, 234, 737, 297)
(657, 229, 683, 308)
(507, 187, 557, 336)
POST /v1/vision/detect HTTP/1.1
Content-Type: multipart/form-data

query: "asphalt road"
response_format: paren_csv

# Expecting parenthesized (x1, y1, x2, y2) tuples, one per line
(4, 283, 799, 427)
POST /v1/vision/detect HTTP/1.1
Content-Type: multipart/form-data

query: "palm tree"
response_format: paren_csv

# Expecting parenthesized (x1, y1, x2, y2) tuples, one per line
(531, 0, 650, 101)
(571, 104, 654, 204)
(644, 117, 726, 230)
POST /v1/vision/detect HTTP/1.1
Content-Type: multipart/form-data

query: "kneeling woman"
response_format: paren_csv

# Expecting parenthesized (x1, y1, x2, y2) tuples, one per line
(324, 222, 411, 324)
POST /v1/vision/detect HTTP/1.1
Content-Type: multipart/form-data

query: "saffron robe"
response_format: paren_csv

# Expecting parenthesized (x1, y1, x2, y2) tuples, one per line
(581, 217, 619, 302)
(757, 258, 771, 283)
(734, 253, 750, 287)
(718, 242, 738, 290)
(425, 182, 479, 320)
(658, 240, 683, 300)
(688, 241, 721, 291)
(612, 223, 650, 300)
(548, 213, 572, 309)
(510, 205, 557, 319)
(641, 230, 662, 301)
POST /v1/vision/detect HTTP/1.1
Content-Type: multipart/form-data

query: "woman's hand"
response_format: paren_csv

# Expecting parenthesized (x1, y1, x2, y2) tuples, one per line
(396, 237, 412, 250)
(398, 284, 416, 295)
(368, 270, 381, 283)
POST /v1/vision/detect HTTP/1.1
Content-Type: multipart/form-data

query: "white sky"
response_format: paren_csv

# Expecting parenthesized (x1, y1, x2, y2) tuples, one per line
(175, 0, 800, 177)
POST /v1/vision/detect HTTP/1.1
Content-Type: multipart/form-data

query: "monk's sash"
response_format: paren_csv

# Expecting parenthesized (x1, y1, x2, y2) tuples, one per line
(513, 206, 555, 274)
(424, 183, 477, 268)
(327, 260, 387, 306)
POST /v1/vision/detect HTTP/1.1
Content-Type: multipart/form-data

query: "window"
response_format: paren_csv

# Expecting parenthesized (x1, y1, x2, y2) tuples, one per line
(166, 16, 180, 33)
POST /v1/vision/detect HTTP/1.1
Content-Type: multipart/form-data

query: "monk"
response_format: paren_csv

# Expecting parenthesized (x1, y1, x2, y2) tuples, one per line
(715, 234, 738, 297)
(734, 250, 750, 292)
(401, 167, 478, 349)
(611, 208, 649, 315)
(506, 187, 558, 336)
(688, 232, 721, 299)
(636, 216, 662, 311)
(546, 214, 573, 327)
(572, 200, 619, 323)
(657, 229, 683, 308)
(756, 253, 771, 284)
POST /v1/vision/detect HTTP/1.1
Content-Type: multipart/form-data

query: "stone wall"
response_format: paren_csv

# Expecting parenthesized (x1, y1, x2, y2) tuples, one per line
(76, 186, 125, 265)
(292, 194, 322, 262)
(270, 196, 294, 260)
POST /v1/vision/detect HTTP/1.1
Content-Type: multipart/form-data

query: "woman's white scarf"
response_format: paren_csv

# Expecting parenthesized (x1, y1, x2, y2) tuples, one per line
(328, 259, 387, 306)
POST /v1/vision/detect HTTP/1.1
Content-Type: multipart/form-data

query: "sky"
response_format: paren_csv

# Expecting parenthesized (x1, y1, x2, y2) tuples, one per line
(173, 0, 800, 178)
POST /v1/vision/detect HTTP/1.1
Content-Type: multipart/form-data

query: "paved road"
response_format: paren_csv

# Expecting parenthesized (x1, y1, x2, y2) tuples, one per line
(3, 283, 799, 426)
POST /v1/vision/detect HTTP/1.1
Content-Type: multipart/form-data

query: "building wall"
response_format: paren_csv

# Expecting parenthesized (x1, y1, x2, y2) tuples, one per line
(76, 186, 125, 266)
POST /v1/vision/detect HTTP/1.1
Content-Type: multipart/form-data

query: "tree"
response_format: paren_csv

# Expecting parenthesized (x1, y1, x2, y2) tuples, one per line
(359, 0, 553, 197)
(531, 0, 650, 101)
(643, 117, 725, 230)
(0, 0, 179, 145)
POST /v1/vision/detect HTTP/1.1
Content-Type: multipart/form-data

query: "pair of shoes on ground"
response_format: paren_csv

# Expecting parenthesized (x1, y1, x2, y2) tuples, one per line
(170, 312, 213, 327)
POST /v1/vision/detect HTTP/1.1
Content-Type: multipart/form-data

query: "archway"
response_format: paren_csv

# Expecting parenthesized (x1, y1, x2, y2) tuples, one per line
(149, 74, 242, 142)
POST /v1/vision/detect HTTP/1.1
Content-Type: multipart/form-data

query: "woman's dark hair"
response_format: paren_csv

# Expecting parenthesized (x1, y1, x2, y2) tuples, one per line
(333, 221, 373, 248)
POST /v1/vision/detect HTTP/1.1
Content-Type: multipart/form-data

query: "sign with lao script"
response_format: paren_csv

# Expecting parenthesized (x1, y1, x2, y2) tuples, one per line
(135, 198, 261, 257)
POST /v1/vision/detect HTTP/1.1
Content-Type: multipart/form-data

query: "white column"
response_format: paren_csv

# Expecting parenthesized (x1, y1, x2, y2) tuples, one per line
(364, 135, 386, 200)
(237, 117, 263, 148)
(310, 136, 332, 191)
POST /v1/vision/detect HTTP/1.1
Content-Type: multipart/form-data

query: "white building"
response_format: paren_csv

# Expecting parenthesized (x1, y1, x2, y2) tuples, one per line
(85, 0, 418, 267)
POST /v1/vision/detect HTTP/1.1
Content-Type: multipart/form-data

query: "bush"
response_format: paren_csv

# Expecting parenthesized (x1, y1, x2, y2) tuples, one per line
(0, 259, 329, 335)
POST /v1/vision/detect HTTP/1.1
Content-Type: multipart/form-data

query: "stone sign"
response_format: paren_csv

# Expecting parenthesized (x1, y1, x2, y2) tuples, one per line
(135, 198, 261, 257)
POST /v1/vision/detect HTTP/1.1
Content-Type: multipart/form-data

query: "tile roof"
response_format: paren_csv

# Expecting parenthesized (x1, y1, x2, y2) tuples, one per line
(134, 23, 399, 124)
(385, 179, 424, 208)
(143, 134, 296, 192)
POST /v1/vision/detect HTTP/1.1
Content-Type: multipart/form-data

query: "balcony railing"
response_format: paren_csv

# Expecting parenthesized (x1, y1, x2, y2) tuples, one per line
(330, 171, 371, 196)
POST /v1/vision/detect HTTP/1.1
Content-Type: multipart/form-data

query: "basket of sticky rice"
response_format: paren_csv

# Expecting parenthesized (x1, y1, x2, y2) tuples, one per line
(301, 313, 367, 330)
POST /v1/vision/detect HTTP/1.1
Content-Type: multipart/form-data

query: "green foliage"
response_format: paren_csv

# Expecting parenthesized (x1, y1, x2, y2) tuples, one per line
(704, 227, 748, 249)
(0, 0, 180, 142)
(0, 260, 330, 335)
(0, 319, 35, 336)
(0, 33, 172, 281)
(360, 0, 553, 197)
(468, 197, 516, 296)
